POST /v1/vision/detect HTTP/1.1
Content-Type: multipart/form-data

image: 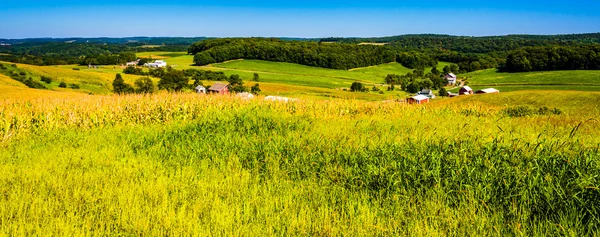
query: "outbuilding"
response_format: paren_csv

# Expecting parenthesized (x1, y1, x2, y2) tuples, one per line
(475, 88, 500, 94)
(418, 89, 436, 99)
(208, 83, 230, 94)
(407, 95, 430, 104)
(195, 85, 206, 94)
(459, 86, 474, 95)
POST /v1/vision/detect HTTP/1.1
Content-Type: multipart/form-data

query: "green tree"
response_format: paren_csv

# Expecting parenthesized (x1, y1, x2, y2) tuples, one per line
(443, 65, 451, 74)
(421, 79, 434, 89)
(350, 82, 364, 92)
(251, 83, 261, 95)
(253, 73, 260, 82)
(58, 82, 67, 88)
(158, 70, 188, 92)
(112, 73, 133, 94)
(438, 87, 448, 97)
(431, 66, 440, 76)
(406, 82, 419, 93)
(134, 77, 155, 94)
(228, 74, 247, 92)
(450, 64, 459, 74)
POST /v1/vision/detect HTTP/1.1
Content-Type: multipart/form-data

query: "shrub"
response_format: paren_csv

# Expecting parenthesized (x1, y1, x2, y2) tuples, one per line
(41, 76, 53, 84)
(379, 91, 384, 94)
(69, 84, 80, 89)
(59, 82, 67, 88)
(134, 77, 155, 94)
(350, 82, 364, 92)
(72, 68, 80, 71)
(19, 71, 26, 76)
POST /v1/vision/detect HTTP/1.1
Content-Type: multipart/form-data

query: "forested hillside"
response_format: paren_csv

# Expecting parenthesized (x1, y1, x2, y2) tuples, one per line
(189, 38, 396, 70)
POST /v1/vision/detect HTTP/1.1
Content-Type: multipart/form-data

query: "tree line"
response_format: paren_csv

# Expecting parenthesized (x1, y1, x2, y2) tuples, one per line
(502, 45, 600, 72)
(113, 67, 261, 95)
(189, 38, 396, 70)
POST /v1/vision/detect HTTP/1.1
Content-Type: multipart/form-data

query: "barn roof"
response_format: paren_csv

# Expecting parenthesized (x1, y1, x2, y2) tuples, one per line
(461, 86, 473, 91)
(477, 88, 500, 93)
(195, 85, 205, 90)
(209, 83, 229, 91)
(419, 89, 432, 95)
(411, 95, 429, 101)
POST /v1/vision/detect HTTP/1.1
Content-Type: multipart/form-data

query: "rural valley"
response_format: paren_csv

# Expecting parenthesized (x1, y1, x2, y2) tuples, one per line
(1, 1, 600, 235)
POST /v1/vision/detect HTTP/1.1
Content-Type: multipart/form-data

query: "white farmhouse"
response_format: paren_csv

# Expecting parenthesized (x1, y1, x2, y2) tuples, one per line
(444, 73, 457, 85)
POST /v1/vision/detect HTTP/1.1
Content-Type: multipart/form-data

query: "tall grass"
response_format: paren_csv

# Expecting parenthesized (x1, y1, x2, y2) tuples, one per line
(0, 93, 599, 235)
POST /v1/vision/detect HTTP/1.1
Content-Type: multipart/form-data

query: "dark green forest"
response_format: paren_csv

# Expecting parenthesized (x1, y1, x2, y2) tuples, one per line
(1, 34, 600, 73)
(189, 38, 396, 70)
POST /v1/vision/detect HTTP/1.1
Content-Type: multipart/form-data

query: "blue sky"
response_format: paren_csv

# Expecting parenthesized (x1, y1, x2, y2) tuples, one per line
(1, 0, 599, 38)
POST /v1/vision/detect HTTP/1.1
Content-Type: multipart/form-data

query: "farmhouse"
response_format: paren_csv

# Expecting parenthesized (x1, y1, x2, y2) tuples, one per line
(144, 60, 167, 68)
(195, 85, 206, 94)
(444, 73, 457, 85)
(418, 89, 436, 99)
(407, 95, 429, 104)
(475, 88, 500, 94)
(208, 83, 229, 94)
(459, 86, 474, 95)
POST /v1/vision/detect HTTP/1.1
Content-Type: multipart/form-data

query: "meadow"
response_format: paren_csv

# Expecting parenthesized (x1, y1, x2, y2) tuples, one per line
(0, 92, 599, 235)
(463, 69, 600, 92)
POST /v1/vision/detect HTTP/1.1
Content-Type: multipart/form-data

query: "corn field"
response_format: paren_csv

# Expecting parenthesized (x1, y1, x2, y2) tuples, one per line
(0, 93, 599, 235)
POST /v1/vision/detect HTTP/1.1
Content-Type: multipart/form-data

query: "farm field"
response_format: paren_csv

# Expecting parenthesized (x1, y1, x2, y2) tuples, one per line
(0, 93, 599, 235)
(463, 69, 600, 92)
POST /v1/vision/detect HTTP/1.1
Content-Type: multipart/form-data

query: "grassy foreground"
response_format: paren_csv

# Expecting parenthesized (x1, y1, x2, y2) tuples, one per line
(1, 93, 599, 235)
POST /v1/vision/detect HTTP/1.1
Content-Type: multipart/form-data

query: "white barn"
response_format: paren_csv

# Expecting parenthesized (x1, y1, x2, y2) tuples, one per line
(144, 60, 167, 68)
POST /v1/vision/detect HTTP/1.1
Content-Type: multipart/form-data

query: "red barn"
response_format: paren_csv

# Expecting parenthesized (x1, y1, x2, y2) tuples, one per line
(459, 86, 474, 95)
(407, 95, 430, 104)
(208, 83, 230, 94)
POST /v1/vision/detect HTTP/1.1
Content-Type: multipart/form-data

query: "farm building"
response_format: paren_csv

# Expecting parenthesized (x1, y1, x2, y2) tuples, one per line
(236, 92, 255, 100)
(195, 85, 206, 94)
(448, 92, 459, 97)
(208, 83, 229, 94)
(126, 59, 140, 67)
(264, 96, 297, 102)
(476, 88, 500, 94)
(459, 86, 474, 95)
(444, 73, 457, 85)
(144, 60, 167, 68)
(407, 95, 429, 104)
(418, 89, 436, 99)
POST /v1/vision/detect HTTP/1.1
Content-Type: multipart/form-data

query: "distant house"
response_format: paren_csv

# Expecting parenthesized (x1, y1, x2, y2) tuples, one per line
(444, 73, 457, 85)
(208, 83, 229, 94)
(418, 89, 436, 99)
(407, 95, 430, 104)
(459, 86, 474, 95)
(236, 92, 255, 100)
(144, 60, 167, 68)
(195, 85, 206, 94)
(475, 88, 500, 94)
(264, 96, 297, 102)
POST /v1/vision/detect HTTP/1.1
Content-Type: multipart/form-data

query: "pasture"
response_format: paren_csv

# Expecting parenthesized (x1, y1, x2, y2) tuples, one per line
(0, 93, 599, 235)
(463, 69, 600, 92)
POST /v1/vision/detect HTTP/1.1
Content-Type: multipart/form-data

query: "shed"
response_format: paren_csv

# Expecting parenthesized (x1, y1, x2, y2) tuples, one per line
(475, 88, 500, 94)
(195, 85, 206, 94)
(407, 95, 430, 104)
(459, 86, 474, 95)
(208, 83, 230, 94)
